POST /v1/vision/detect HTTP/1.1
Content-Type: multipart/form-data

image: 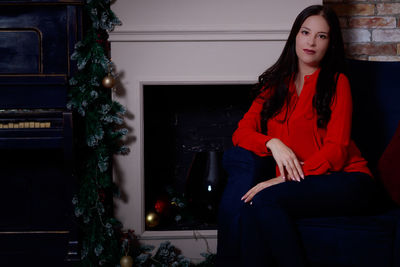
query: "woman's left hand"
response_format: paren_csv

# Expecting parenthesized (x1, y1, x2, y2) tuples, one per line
(241, 176, 285, 203)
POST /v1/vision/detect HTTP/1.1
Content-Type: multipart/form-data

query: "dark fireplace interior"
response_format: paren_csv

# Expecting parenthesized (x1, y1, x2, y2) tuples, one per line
(144, 83, 253, 230)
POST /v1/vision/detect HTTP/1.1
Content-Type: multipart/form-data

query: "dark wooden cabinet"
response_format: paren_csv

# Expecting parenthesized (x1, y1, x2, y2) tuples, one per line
(0, 1, 82, 266)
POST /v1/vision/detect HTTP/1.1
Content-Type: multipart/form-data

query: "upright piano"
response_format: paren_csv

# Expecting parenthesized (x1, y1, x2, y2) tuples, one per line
(0, 1, 82, 266)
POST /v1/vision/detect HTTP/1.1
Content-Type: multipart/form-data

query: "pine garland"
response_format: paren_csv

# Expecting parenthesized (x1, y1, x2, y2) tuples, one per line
(68, 2, 217, 266)
(68, 0, 124, 266)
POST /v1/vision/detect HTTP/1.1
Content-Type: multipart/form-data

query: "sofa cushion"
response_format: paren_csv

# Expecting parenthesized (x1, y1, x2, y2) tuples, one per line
(296, 213, 399, 267)
(378, 122, 400, 205)
(348, 60, 400, 175)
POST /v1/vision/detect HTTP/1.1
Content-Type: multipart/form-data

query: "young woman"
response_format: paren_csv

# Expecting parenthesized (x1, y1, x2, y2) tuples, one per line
(217, 5, 382, 266)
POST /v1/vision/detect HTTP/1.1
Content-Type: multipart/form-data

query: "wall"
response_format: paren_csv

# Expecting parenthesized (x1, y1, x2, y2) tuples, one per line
(112, 0, 320, 32)
(324, 0, 400, 61)
(110, 0, 321, 261)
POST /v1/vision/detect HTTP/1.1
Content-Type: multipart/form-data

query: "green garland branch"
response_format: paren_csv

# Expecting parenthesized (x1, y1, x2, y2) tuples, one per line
(68, 0, 124, 266)
(68, 1, 217, 266)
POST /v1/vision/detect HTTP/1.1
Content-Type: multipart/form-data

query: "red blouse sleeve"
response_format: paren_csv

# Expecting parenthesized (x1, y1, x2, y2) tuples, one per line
(302, 74, 352, 176)
(232, 92, 273, 157)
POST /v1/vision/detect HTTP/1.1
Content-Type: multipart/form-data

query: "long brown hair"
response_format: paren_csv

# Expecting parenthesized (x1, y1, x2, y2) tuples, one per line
(253, 5, 346, 134)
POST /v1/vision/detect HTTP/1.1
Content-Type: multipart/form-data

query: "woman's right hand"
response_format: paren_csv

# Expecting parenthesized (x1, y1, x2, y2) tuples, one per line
(266, 138, 304, 181)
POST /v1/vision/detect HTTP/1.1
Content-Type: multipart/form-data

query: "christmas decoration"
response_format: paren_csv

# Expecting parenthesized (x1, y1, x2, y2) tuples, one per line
(145, 211, 160, 228)
(196, 252, 217, 267)
(68, 1, 217, 265)
(167, 186, 194, 225)
(120, 255, 133, 267)
(154, 195, 170, 215)
(102, 73, 116, 89)
(121, 231, 192, 266)
(68, 0, 124, 266)
(152, 241, 191, 266)
(120, 229, 215, 266)
(102, 59, 116, 89)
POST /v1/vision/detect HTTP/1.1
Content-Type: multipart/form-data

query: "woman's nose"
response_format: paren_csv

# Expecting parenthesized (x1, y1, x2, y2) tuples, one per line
(307, 36, 316, 46)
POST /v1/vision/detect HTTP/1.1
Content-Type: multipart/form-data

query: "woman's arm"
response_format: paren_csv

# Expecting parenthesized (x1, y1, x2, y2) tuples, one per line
(241, 175, 285, 203)
(232, 96, 273, 157)
(232, 93, 304, 181)
(302, 74, 353, 176)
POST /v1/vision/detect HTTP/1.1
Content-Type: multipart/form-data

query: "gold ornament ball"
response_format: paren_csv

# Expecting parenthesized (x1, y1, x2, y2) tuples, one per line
(145, 211, 160, 228)
(120, 255, 133, 267)
(102, 74, 115, 88)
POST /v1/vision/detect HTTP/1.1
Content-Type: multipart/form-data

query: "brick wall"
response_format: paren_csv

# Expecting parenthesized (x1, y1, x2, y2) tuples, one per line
(324, 0, 400, 61)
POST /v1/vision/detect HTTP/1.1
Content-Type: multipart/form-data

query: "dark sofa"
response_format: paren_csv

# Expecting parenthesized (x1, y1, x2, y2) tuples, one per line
(222, 59, 400, 267)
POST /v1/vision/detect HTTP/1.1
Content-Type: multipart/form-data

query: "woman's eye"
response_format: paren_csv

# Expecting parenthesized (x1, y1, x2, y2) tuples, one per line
(319, 34, 328, 39)
(301, 30, 309, 35)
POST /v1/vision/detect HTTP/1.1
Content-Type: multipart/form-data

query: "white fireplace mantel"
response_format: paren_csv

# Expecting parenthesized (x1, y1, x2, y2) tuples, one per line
(110, 0, 321, 261)
(109, 29, 290, 42)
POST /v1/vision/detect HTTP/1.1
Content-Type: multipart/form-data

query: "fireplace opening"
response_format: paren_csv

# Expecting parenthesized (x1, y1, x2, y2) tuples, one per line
(143, 83, 253, 230)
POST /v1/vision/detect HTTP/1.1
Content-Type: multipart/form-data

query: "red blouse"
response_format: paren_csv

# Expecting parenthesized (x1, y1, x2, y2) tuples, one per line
(232, 69, 372, 177)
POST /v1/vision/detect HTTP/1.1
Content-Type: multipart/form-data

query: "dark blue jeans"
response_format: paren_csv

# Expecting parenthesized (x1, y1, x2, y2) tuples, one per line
(217, 147, 276, 266)
(217, 147, 383, 267)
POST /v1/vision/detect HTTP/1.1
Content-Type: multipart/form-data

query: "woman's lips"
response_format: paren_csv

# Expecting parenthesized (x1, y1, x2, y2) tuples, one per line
(303, 49, 316, 55)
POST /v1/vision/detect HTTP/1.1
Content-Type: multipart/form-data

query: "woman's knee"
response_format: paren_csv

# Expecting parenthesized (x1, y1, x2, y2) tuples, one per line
(250, 181, 298, 208)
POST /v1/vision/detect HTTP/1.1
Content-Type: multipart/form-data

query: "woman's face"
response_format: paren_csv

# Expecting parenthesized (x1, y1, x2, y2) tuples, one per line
(295, 15, 330, 71)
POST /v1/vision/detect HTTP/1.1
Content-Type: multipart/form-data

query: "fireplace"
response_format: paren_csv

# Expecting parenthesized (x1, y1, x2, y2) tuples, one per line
(109, 0, 296, 256)
(143, 83, 252, 230)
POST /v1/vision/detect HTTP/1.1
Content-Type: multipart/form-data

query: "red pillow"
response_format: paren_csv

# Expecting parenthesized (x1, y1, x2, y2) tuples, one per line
(378, 122, 400, 205)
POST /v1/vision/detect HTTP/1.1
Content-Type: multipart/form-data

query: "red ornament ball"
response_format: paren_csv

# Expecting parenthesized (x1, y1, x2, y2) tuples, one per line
(154, 197, 169, 214)
(154, 195, 171, 216)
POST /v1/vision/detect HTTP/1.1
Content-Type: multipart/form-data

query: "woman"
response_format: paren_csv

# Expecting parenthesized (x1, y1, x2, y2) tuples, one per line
(217, 5, 382, 267)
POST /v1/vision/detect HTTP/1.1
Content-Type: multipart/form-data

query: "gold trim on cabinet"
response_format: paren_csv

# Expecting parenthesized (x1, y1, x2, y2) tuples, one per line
(0, 2, 84, 6)
(0, 74, 66, 77)
(0, 231, 69, 234)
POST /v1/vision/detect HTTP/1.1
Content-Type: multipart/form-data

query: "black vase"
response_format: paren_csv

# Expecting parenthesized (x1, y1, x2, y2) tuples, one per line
(185, 151, 226, 225)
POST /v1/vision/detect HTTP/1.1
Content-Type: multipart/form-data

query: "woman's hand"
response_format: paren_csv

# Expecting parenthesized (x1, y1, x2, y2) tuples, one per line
(266, 138, 304, 181)
(241, 176, 285, 203)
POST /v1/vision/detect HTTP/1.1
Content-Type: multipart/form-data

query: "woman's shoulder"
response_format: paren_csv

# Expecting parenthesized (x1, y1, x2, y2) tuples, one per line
(332, 72, 352, 105)
(335, 72, 350, 85)
(334, 73, 351, 96)
(254, 85, 275, 104)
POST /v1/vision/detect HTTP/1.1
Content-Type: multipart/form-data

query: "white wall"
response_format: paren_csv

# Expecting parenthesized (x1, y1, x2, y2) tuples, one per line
(112, 0, 321, 32)
(110, 0, 321, 261)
